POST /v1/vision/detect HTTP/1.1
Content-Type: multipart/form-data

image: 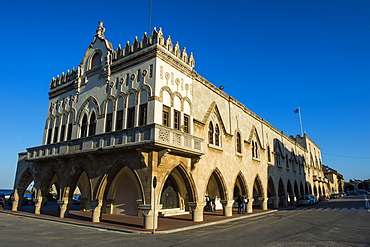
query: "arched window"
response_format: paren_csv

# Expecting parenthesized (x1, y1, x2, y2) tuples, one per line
(267, 146, 271, 162)
(66, 112, 74, 141)
(90, 52, 101, 69)
(215, 124, 220, 146)
(139, 90, 148, 126)
(127, 94, 135, 128)
(252, 141, 259, 158)
(88, 112, 96, 136)
(106, 100, 113, 132)
(46, 118, 54, 145)
(60, 114, 67, 142)
(236, 132, 241, 153)
(53, 116, 60, 143)
(116, 96, 124, 130)
(81, 114, 88, 138)
(208, 122, 214, 144)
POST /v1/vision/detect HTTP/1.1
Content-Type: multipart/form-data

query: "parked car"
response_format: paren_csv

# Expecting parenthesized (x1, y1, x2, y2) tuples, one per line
(0, 197, 4, 210)
(23, 193, 33, 205)
(318, 195, 329, 201)
(72, 195, 81, 204)
(330, 194, 339, 199)
(308, 195, 318, 204)
(297, 195, 315, 206)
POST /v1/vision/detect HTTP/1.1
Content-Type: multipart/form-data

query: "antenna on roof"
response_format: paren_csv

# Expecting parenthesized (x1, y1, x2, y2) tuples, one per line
(148, 0, 153, 35)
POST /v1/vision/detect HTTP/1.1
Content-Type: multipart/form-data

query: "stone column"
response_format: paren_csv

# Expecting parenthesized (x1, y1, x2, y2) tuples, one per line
(246, 198, 254, 213)
(138, 204, 163, 229)
(11, 190, 20, 212)
(58, 198, 72, 218)
(273, 196, 279, 209)
(90, 200, 103, 223)
(136, 199, 143, 217)
(34, 196, 47, 214)
(281, 195, 288, 207)
(188, 202, 206, 222)
(220, 200, 234, 216)
(261, 197, 268, 210)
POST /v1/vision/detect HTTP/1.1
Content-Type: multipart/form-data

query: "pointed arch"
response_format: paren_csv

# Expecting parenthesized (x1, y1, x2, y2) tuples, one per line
(253, 174, 265, 198)
(159, 86, 173, 105)
(247, 125, 263, 149)
(77, 96, 100, 123)
(160, 162, 197, 204)
(206, 168, 227, 201)
(101, 160, 144, 206)
(202, 102, 228, 135)
(268, 176, 277, 197)
(234, 172, 248, 198)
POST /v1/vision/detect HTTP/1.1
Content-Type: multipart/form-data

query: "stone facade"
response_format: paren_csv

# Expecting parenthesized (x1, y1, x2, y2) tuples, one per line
(13, 22, 331, 229)
(323, 165, 344, 194)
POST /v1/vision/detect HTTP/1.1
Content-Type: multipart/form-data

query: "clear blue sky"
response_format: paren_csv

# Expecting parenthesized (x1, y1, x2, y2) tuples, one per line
(1, 0, 369, 189)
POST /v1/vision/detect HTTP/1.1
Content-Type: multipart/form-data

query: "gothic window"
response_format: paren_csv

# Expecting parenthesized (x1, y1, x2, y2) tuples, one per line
(46, 118, 53, 145)
(236, 132, 241, 153)
(139, 90, 148, 126)
(267, 146, 271, 162)
(127, 107, 135, 128)
(66, 112, 74, 141)
(139, 104, 147, 126)
(208, 122, 214, 144)
(60, 114, 67, 142)
(215, 124, 220, 146)
(105, 113, 112, 132)
(183, 114, 189, 133)
(81, 115, 88, 138)
(116, 96, 124, 130)
(252, 141, 259, 159)
(116, 110, 123, 130)
(88, 112, 96, 136)
(174, 110, 180, 130)
(53, 116, 60, 143)
(90, 52, 101, 69)
(105, 100, 113, 132)
(163, 105, 170, 127)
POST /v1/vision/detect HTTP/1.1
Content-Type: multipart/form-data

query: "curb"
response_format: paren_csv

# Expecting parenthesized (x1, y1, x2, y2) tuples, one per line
(0, 209, 277, 234)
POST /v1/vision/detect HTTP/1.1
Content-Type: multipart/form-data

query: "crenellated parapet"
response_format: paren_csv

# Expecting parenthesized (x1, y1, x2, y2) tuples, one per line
(49, 23, 195, 92)
(113, 27, 195, 68)
(50, 67, 80, 90)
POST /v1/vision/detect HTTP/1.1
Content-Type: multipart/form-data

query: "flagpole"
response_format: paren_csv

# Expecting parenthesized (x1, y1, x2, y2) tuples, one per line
(148, 0, 153, 35)
(298, 107, 304, 136)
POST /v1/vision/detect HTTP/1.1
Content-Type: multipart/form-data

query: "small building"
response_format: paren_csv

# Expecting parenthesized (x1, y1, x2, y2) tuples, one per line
(13, 22, 329, 229)
(323, 165, 344, 194)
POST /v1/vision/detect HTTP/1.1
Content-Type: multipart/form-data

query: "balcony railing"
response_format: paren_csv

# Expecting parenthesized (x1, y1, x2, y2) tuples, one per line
(27, 124, 203, 160)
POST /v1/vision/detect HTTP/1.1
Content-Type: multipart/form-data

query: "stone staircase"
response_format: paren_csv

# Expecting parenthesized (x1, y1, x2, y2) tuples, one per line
(159, 208, 190, 217)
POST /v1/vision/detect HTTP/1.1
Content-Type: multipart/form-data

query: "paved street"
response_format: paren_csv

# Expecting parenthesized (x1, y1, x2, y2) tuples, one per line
(0, 195, 369, 246)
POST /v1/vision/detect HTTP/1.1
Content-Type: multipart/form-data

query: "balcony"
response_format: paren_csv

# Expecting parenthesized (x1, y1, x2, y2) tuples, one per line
(27, 124, 204, 161)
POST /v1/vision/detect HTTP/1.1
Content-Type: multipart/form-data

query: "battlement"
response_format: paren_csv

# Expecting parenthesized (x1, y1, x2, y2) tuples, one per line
(113, 27, 195, 68)
(49, 23, 195, 91)
(50, 67, 79, 90)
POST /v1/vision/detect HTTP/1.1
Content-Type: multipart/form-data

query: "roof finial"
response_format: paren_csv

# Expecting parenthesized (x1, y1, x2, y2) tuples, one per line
(95, 21, 105, 39)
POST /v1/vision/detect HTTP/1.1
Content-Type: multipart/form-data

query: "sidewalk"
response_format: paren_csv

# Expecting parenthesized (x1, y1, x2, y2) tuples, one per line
(0, 204, 277, 234)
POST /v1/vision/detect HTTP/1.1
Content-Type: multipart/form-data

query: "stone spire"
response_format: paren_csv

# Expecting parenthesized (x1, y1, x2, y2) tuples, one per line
(95, 21, 105, 39)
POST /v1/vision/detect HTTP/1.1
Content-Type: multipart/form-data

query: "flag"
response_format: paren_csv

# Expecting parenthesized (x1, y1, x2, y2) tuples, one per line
(294, 108, 300, 114)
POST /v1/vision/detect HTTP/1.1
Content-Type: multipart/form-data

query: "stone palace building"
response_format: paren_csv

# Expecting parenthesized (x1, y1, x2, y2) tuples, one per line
(12, 22, 330, 229)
